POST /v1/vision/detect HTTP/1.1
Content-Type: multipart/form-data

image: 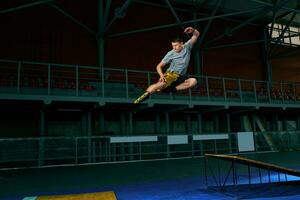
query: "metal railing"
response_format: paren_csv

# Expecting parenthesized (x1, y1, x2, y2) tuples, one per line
(0, 59, 300, 105)
(0, 131, 300, 169)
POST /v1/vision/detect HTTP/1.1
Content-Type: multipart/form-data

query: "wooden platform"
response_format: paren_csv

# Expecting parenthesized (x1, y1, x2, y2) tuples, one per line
(205, 153, 300, 177)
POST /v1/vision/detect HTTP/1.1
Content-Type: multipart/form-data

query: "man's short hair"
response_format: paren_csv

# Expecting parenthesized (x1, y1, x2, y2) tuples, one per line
(171, 37, 183, 43)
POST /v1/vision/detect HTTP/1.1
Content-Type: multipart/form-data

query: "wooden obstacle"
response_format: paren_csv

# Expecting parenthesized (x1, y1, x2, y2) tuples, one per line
(205, 153, 300, 177)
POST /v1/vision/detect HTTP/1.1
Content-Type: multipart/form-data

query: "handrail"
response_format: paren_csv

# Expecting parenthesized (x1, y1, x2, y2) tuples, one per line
(0, 59, 299, 105)
(1, 58, 297, 84)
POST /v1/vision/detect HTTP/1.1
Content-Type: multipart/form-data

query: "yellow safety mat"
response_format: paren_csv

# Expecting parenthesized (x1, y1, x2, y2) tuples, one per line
(24, 191, 117, 200)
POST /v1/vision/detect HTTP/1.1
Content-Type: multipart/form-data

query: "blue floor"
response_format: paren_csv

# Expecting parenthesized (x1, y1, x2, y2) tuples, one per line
(8, 172, 300, 200)
(2, 152, 300, 200)
(109, 174, 300, 200)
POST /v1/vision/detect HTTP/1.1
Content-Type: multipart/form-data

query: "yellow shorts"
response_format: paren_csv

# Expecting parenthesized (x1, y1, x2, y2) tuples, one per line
(164, 71, 180, 87)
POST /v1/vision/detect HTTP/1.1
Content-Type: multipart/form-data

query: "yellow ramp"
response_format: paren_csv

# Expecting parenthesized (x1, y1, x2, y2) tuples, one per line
(35, 191, 117, 200)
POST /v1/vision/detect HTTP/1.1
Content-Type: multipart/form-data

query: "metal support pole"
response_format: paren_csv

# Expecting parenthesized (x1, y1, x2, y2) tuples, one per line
(99, 112, 105, 134)
(297, 115, 300, 130)
(128, 112, 134, 160)
(259, 168, 262, 183)
(87, 111, 92, 163)
(76, 65, 79, 96)
(226, 114, 231, 133)
(48, 64, 51, 95)
(120, 113, 126, 160)
(38, 109, 45, 167)
(262, 27, 273, 82)
(223, 78, 227, 101)
(125, 69, 129, 98)
(155, 113, 161, 134)
(205, 157, 208, 187)
(98, 0, 105, 67)
(214, 115, 219, 132)
(206, 77, 210, 100)
(197, 113, 202, 133)
(192, 12, 202, 76)
(268, 0, 282, 41)
(165, 112, 170, 134)
(252, 114, 257, 132)
(283, 115, 288, 131)
(248, 165, 251, 185)
(129, 112, 133, 135)
(275, 114, 281, 131)
(17, 62, 21, 94)
(185, 114, 192, 134)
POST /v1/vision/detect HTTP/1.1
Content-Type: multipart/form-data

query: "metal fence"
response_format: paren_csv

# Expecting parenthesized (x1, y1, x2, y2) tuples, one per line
(0, 59, 300, 105)
(0, 131, 300, 169)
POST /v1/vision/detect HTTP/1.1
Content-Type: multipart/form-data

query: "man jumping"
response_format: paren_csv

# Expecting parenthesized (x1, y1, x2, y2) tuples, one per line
(133, 27, 200, 104)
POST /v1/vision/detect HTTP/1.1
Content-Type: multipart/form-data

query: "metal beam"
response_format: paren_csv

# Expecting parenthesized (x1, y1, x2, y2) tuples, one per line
(201, 106, 228, 114)
(269, 11, 297, 55)
(106, 0, 134, 32)
(205, 0, 292, 47)
(230, 107, 258, 115)
(268, 10, 293, 47)
(206, 0, 290, 46)
(196, 0, 223, 48)
(134, 0, 260, 26)
(249, 0, 300, 14)
(109, 6, 265, 38)
(103, 0, 112, 26)
(205, 29, 300, 50)
(275, 10, 293, 21)
(166, 105, 193, 113)
(205, 11, 268, 46)
(50, 4, 97, 37)
(205, 39, 265, 49)
(0, 0, 55, 15)
(165, 0, 184, 29)
(131, 104, 151, 113)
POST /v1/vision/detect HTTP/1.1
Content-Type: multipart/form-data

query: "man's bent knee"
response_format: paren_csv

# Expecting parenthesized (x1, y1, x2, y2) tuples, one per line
(190, 78, 197, 87)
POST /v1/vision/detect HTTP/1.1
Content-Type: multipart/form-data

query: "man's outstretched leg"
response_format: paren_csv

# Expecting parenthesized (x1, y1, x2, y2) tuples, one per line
(133, 91, 150, 104)
(133, 82, 166, 104)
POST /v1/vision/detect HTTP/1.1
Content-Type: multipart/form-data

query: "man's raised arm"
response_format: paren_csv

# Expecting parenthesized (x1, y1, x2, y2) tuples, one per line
(184, 27, 200, 45)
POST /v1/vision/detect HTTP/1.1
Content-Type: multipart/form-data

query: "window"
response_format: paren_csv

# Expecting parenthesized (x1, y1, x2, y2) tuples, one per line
(268, 23, 300, 47)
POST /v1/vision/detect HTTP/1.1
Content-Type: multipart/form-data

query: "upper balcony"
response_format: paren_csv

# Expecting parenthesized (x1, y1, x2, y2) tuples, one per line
(0, 59, 300, 109)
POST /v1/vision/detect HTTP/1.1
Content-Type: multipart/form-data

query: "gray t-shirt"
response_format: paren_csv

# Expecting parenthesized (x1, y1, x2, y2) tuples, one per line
(161, 39, 193, 75)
